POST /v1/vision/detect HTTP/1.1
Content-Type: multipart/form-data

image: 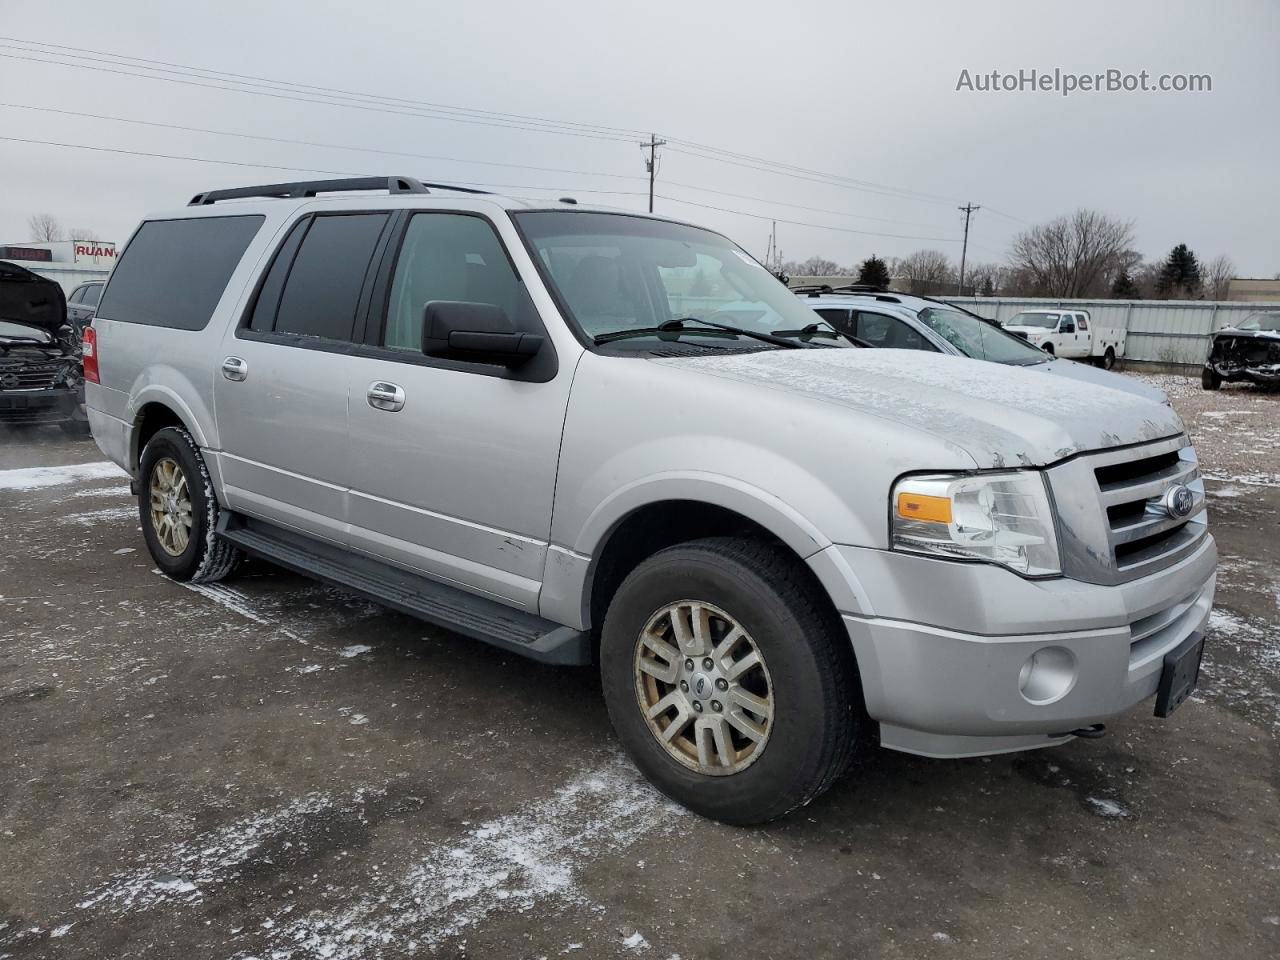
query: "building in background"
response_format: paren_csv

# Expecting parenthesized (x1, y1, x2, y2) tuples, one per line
(0, 239, 116, 295)
(1227, 277, 1280, 303)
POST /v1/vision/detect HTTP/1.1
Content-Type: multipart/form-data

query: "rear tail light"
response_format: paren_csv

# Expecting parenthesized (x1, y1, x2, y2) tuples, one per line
(82, 324, 100, 384)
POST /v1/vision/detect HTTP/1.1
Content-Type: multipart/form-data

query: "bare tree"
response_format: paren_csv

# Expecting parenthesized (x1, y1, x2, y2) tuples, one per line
(893, 249, 954, 294)
(1202, 256, 1235, 300)
(1008, 209, 1135, 298)
(27, 213, 64, 242)
(68, 227, 101, 242)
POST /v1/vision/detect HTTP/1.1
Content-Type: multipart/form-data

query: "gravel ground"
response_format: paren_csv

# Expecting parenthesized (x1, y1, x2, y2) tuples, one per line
(1, 372, 1278, 960)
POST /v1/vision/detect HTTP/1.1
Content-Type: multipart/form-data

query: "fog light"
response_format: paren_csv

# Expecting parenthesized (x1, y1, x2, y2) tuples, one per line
(1018, 646, 1077, 705)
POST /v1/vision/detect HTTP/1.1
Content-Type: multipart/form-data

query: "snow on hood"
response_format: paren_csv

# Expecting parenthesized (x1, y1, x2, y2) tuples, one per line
(660, 348, 1183, 469)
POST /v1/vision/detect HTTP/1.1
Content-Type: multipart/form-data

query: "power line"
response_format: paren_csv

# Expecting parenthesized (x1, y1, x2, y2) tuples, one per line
(0, 36, 1028, 223)
(0, 50, 642, 145)
(0, 102, 648, 183)
(0, 135, 648, 197)
(654, 194, 972, 244)
(0, 35, 652, 141)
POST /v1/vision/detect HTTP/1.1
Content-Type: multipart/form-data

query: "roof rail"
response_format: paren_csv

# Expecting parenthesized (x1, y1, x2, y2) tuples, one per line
(789, 284, 833, 295)
(829, 283, 888, 294)
(187, 176, 495, 206)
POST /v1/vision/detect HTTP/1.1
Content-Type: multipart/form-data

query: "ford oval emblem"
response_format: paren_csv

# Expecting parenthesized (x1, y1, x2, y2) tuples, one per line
(1163, 484, 1195, 520)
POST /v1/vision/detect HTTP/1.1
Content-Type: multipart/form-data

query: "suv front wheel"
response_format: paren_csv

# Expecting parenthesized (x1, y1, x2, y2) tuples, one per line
(600, 537, 862, 825)
(138, 426, 241, 582)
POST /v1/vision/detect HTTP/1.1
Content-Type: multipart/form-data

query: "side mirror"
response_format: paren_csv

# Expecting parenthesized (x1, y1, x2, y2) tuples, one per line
(422, 301, 544, 367)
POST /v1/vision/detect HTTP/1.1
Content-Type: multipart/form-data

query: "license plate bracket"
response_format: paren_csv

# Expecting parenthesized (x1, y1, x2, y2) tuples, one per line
(1154, 631, 1204, 718)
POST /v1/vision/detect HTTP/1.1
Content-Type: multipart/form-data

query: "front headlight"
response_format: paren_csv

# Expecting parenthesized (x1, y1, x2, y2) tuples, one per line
(891, 471, 1061, 577)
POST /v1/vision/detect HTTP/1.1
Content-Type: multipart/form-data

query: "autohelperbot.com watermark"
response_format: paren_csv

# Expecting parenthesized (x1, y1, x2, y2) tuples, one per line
(955, 68, 1211, 97)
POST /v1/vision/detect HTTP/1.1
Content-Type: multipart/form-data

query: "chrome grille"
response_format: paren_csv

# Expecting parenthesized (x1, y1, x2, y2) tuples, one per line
(0, 359, 63, 391)
(1049, 434, 1209, 585)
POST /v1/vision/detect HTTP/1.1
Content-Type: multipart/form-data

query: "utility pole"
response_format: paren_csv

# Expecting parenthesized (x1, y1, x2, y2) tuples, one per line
(957, 202, 980, 295)
(642, 134, 667, 213)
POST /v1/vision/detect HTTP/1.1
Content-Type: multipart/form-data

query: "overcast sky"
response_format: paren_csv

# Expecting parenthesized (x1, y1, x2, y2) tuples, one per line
(2, 0, 1277, 274)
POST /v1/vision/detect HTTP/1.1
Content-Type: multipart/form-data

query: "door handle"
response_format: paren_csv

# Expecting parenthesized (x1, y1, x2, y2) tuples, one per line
(221, 357, 248, 381)
(367, 381, 405, 412)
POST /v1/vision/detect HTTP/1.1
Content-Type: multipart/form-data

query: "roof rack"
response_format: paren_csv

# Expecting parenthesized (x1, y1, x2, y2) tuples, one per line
(829, 283, 888, 294)
(789, 284, 833, 295)
(188, 176, 494, 206)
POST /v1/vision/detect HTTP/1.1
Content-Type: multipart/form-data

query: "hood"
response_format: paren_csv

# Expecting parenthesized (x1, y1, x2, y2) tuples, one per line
(659, 348, 1183, 469)
(1029, 357, 1169, 404)
(0, 261, 67, 334)
(1213, 326, 1280, 341)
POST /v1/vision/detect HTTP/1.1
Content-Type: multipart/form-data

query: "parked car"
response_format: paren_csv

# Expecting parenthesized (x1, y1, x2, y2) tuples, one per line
(1001, 308, 1126, 368)
(795, 287, 1167, 405)
(1202, 311, 1280, 390)
(85, 177, 1215, 825)
(67, 280, 105, 328)
(0, 260, 90, 435)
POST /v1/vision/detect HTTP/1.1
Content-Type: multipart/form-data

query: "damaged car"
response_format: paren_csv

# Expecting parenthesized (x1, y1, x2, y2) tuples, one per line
(1202, 311, 1280, 390)
(0, 260, 90, 435)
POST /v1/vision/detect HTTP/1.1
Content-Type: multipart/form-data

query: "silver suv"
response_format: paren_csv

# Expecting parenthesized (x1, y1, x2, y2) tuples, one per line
(85, 177, 1216, 824)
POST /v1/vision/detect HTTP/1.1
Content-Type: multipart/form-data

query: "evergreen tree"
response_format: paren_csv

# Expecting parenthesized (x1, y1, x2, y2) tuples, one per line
(1154, 244, 1202, 298)
(856, 254, 891, 289)
(1110, 269, 1139, 299)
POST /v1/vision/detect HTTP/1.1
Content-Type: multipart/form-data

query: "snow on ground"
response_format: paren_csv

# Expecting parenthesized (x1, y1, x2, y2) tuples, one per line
(228, 759, 681, 959)
(0, 460, 126, 491)
(75, 789, 388, 914)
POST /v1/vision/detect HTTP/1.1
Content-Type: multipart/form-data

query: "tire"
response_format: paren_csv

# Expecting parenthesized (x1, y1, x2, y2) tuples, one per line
(600, 536, 862, 825)
(137, 426, 241, 582)
(1042, 343, 1054, 356)
(1201, 367, 1222, 391)
(1102, 347, 1116, 370)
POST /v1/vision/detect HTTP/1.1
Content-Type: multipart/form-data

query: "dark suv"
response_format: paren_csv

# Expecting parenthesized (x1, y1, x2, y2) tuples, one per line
(0, 261, 90, 434)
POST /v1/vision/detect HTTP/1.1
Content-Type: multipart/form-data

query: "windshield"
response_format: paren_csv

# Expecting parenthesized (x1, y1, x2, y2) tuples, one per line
(0, 320, 53, 343)
(1008, 312, 1061, 329)
(916, 307, 1048, 365)
(513, 211, 845, 349)
(1238, 312, 1280, 332)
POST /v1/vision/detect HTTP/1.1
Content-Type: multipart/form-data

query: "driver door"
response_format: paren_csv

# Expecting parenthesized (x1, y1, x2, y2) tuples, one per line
(342, 211, 575, 612)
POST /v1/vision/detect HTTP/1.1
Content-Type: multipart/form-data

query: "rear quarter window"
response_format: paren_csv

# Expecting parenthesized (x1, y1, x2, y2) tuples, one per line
(96, 215, 264, 331)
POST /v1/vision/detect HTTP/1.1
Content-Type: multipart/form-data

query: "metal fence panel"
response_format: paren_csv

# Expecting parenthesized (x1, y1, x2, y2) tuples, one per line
(946, 297, 1274, 364)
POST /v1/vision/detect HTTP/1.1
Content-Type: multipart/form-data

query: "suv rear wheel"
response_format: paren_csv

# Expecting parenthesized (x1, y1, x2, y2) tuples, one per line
(600, 537, 862, 825)
(138, 426, 241, 582)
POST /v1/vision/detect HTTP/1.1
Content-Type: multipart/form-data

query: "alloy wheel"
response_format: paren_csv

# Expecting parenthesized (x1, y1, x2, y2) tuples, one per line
(633, 600, 774, 775)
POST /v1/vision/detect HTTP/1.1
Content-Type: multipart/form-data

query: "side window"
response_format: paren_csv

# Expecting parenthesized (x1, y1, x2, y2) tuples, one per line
(853, 311, 932, 351)
(384, 213, 533, 352)
(248, 217, 310, 333)
(69, 285, 86, 304)
(84, 284, 103, 307)
(96, 215, 265, 330)
(1077, 314, 1089, 331)
(814, 308, 852, 335)
(273, 213, 387, 341)
(1059, 316, 1075, 333)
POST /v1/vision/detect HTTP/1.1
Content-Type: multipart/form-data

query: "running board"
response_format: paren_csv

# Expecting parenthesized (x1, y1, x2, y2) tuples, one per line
(215, 514, 591, 665)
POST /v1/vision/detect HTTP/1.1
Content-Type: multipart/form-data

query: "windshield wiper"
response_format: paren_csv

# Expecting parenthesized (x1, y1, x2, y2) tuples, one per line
(594, 317, 800, 348)
(771, 320, 871, 348)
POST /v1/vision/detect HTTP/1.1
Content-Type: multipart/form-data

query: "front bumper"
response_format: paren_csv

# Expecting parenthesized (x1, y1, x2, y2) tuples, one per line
(1205, 361, 1280, 384)
(0, 386, 81, 425)
(822, 534, 1217, 758)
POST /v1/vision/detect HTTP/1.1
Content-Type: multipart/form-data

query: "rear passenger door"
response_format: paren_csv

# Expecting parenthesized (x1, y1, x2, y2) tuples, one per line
(341, 211, 574, 612)
(213, 211, 393, 544)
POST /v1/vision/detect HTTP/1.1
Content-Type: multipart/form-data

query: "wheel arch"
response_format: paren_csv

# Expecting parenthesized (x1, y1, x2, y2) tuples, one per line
(543, 475, 856, 645)
(129, 386, 209, 471)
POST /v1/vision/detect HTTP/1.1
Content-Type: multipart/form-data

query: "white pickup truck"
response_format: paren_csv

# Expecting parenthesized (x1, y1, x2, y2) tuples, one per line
(1003, 309, 1126, 369)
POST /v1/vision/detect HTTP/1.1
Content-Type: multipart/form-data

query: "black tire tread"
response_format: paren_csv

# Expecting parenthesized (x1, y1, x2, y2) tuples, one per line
(139, 426, 242, 583)
(606, 535, 862, 824)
